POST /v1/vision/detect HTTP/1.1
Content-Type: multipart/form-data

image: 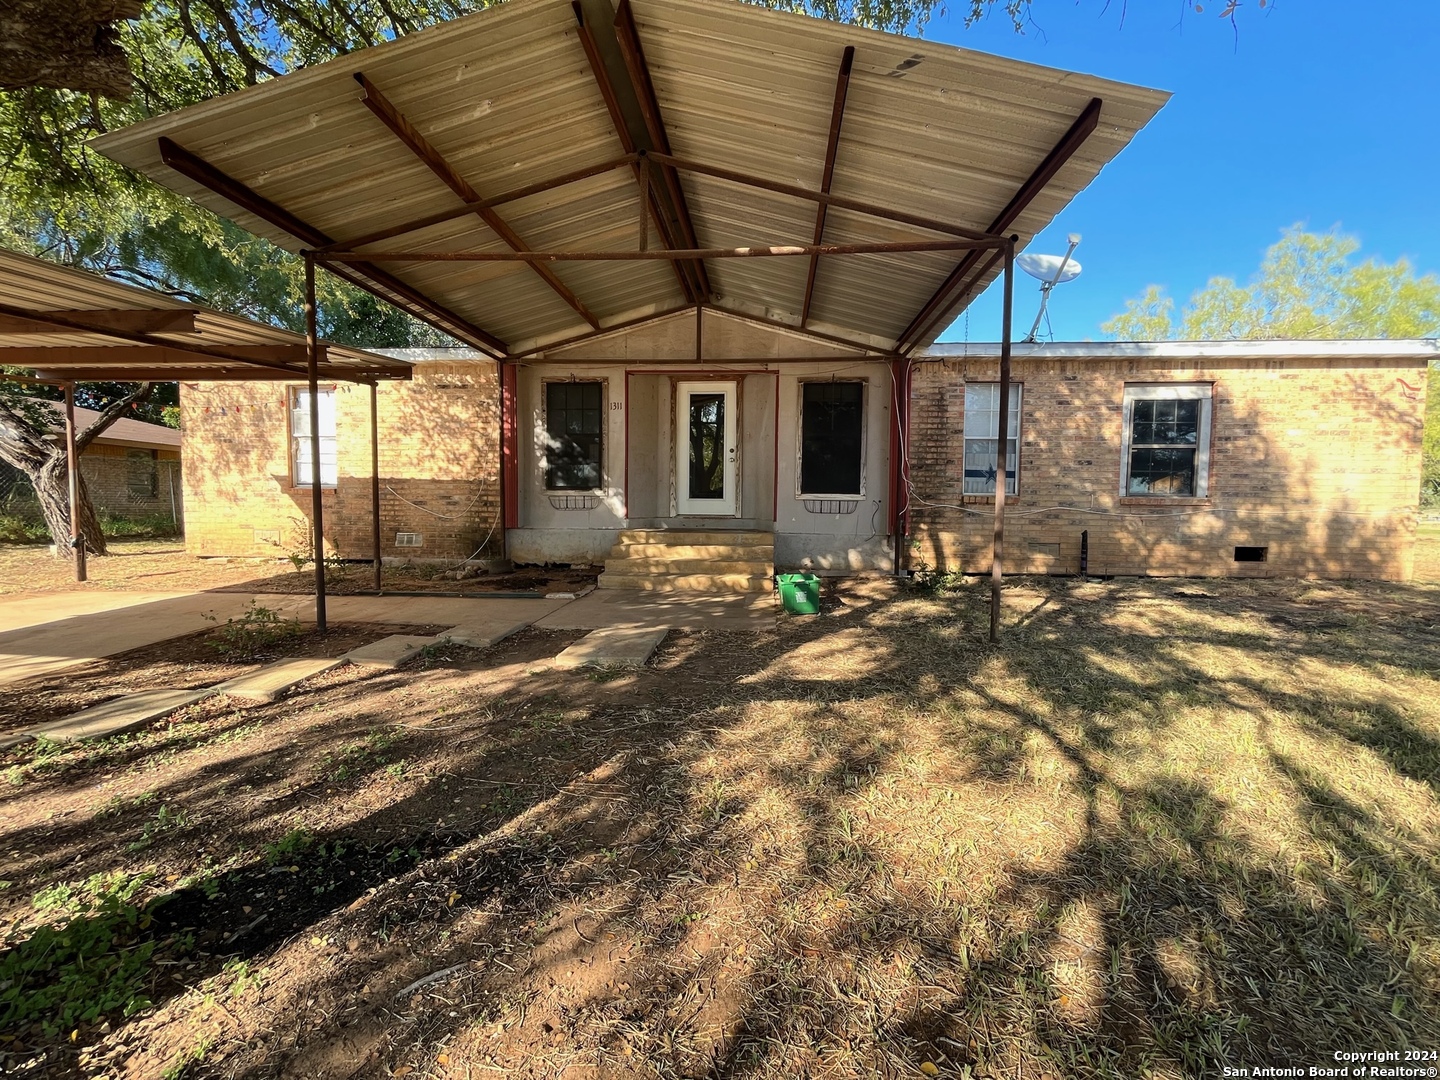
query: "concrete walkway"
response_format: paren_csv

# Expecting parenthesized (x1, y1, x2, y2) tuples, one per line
(0, 586, 772, 687)
(0, 591, 569, 687)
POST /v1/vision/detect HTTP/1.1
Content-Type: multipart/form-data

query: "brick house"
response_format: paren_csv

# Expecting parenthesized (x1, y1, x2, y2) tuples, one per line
(2, 403, 183, 528)
(88, 0, 1431, 587)
(176, 333, 1431, 581)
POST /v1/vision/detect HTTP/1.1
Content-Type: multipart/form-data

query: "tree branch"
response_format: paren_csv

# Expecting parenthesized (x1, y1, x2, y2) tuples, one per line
(74, 381, 154, 454)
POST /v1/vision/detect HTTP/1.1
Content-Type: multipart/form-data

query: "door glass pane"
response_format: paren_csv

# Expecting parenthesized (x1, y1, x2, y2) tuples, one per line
(687, 392, 725, 500)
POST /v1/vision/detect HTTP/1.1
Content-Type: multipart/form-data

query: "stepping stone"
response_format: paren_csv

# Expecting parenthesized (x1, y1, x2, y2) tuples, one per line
(437, 618, 532, 650)
(342, 634, 437, 669)
(553, 627, 667, 670)
(213, 657, 347, 704)
(24, 687, 215, 744)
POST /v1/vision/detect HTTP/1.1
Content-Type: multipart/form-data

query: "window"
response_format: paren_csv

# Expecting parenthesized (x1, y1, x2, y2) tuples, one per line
(290, 386, 337, 488)
(1121, 384, 1213, 497)
(800, 381, 864, 496)
(126, 448, 158, 499)
(963, 382, 1021, 495)
(544, 381, 603, 490)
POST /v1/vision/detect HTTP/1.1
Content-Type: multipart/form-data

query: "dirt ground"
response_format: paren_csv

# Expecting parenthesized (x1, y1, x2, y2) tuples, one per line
(0, 542, 598, 598)
(2, 551, 1439, 1079)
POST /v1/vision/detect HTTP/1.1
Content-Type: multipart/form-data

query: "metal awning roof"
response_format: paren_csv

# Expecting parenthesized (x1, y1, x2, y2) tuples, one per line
(0, 248, 412, 383)
(91, 0, 1168, 358)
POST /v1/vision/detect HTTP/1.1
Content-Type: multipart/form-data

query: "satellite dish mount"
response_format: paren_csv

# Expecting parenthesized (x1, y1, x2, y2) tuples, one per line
(1018, 234, 1082, 344)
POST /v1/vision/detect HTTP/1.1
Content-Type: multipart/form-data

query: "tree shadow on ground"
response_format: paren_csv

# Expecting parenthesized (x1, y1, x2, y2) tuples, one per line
(2, 577, 1437, 1078)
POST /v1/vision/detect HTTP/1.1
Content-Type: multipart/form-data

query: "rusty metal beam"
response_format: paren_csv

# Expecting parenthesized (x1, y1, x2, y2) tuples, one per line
(710, 305, 898, 357)
(649, 152, 1001, 243)
(32, 367, 403, 383)
(0, 309, 198, 335)
(897, 97, 1102, 354)
(505, 303, 695, 360)
(801, 46, 854, 327)
(157, 137, 509, 356)
(318, 238, 997, 263)
(313, 154, 638, 255)
(571, 1, 696, 304)
(0, 301, 317, 376)
(612, 0, 712, 301)
(355, 72, 601, 330)
(2, 344, 316, 367)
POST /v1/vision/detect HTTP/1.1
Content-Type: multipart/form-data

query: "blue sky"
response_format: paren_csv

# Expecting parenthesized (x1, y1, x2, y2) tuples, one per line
(926, 0, 1440, 343)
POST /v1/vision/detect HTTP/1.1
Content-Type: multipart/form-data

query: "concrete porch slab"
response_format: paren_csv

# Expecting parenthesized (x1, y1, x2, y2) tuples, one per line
(534, 589, 774, 631)
(23, 687, 215, 744)
(213, 656, 347, 703)
(553, 627, 668, 669)
(437, 617, 534, 650)
(342, 634, 436, 669)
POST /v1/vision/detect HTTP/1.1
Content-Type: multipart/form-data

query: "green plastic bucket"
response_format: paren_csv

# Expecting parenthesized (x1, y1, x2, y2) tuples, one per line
(776, 572, 821, 615)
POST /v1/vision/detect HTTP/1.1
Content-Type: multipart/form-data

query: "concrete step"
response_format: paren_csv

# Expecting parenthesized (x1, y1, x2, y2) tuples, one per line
(597, 571, 774, 594)
(616, 529, 774, 547)
(604, 557, 772, 575)
(611, 543, 774, 560)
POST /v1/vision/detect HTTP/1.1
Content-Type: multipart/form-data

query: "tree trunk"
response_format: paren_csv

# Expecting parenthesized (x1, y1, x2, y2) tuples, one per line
(0, 0, 141, 98)
(33, 452, 108, 556)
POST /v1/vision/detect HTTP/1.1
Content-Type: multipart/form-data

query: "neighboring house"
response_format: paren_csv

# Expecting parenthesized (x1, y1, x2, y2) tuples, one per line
(176, 332, 1432, 581)
(1, 403, 183, 528)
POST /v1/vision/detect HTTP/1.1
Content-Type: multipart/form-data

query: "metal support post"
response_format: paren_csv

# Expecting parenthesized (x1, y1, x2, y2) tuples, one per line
(304, 255, 327, 632)
(989, 237, 1016, 644)
(63, 382, 86, 582)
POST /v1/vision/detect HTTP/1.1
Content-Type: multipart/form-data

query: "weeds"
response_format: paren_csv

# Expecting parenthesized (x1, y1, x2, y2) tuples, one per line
(126, 804, 190, 852)
(262, 827, 314, 866)
(202, 600, 303, 661)
(1, 871, 162, 1036)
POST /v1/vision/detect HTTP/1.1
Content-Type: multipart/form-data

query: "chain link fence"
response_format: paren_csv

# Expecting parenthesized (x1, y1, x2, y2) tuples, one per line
(1, 458, 183, 542)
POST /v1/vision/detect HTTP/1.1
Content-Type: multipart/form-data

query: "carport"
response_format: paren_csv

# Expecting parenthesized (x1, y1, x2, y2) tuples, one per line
(0, 248, 412, 629)
(86, 0, 1168, 638)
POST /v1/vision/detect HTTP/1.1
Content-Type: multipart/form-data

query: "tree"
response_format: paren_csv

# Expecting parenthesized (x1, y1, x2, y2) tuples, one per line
(0, 379, 154, 554)
(1103, 227, 1440, 341)
(1424, 369, 1440, 509)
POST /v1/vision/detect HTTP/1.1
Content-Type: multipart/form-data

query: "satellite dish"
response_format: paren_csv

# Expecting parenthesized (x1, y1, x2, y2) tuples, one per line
(1018, 253, 1082, 284)
(1019, 233, 1082, 343)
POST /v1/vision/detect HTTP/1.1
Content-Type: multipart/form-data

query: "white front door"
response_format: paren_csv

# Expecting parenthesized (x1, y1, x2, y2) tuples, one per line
(675, 381, 738, 516)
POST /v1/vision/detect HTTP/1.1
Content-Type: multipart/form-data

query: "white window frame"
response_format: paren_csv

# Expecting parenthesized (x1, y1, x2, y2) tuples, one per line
(795, 378, 868, 499)
(289, 385, 337, 489)
(962, 381, 1022, 496)
(1119, 383, 1213, 499)
(540, 377, 607, 493)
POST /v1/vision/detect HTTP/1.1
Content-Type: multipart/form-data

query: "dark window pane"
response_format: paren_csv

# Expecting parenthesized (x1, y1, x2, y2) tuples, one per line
(688, 393, 726, 499)
(800, 382, 863, 494)
(545, 381, 604, 490)
(1127, 446, 1195, 495)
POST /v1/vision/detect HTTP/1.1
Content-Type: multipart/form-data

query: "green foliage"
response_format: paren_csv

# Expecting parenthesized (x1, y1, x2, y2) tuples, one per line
(1104, 226, 1440, 342)
(262, 826, 314, 865)
(202, 599, 304, 660)
(1423, 366, 1440, 509)
(0, 871, 162, 1036)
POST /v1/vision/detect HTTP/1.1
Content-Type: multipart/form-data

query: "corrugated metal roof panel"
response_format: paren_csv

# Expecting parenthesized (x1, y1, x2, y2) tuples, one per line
(0, 248, 411, 381)
(92, 0, 1168, 355)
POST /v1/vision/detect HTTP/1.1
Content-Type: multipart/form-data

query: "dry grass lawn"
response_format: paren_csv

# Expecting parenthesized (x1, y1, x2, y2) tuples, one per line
(0, 548, 1438, 1078)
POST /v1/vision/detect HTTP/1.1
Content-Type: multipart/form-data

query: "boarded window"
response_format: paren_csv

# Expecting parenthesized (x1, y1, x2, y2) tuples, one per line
(1122, 386, 1212, 497)
(545, 381, 603, 490)
(800, 382, 864, 495)
(963, 383, 1021, 495)
(290, 386, 338, 488)
(126, 448, 158, 499)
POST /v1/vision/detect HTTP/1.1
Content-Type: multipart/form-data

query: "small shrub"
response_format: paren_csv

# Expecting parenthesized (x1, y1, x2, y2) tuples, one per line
(203, 600, 304, 661)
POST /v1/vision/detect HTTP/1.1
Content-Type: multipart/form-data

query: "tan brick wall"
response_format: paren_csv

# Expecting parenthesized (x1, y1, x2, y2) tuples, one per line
(906, 355, 1427, 580)
(80, 444, 183, 523)
(180, 362, 500, 561)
